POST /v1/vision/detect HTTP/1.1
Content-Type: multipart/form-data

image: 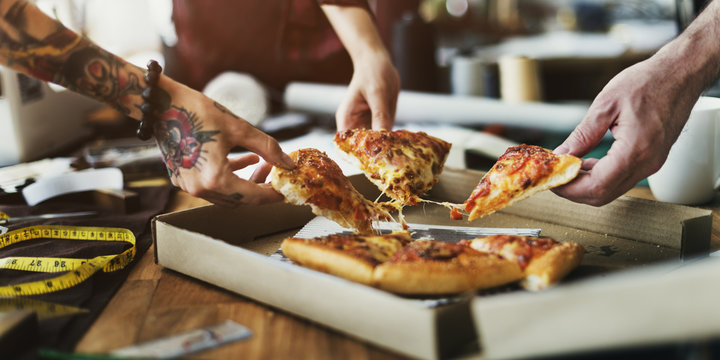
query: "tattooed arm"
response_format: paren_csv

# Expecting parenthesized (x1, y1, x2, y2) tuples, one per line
(0, 0, 295, 206)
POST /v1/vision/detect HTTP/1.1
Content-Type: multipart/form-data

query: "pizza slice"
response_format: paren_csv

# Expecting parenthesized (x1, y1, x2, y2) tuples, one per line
(373, 240, 524, 295)
(281, 232, 413, 285)
(462, 235, 584, 291)
(334, 129, 452, 206)
(270, 148, 391, 234)
(463, 144, 581, 221)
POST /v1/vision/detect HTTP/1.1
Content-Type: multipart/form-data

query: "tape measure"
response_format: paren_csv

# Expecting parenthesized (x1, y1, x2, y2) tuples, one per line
(0, 223, 136, 297)
(0, 297, 88, 320)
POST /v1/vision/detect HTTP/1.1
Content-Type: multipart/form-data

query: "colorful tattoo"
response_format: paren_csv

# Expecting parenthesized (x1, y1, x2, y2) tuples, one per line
(0, 1, 141, 113)
(156, 106, 220, 177)
(59, 47, 141, 112)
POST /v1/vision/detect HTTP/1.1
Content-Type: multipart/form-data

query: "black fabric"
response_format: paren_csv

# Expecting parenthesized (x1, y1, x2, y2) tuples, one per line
(0, 185, 173, 353)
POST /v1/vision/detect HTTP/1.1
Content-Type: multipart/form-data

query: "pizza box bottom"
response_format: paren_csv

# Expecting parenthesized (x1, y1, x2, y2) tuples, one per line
(152, 168, 713, 360)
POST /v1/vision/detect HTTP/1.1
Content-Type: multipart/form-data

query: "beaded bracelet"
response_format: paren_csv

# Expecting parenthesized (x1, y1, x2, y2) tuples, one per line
(137, 60, 163, 140)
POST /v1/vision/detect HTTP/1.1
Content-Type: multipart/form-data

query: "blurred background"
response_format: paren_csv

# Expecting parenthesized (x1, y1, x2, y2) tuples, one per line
(31, 0, 697, 99)
(44, 0, 696, 100)
(1, 0, 716, 170)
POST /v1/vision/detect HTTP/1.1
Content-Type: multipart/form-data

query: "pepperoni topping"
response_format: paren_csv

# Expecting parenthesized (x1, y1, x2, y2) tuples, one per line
(465, 144, 559, 213)
(389, 240, 467, 263)
(474, 235, 558, 269)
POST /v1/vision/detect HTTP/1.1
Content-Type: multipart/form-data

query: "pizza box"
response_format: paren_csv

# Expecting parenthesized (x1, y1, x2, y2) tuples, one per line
(152, 167, 712, 360)
(431, 171, 718, 359)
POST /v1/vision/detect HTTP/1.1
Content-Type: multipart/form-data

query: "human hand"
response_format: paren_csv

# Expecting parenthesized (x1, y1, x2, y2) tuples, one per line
(335, 50, 400, 131)
(552, 57, 701, 206)
(154, 84, 295, 207)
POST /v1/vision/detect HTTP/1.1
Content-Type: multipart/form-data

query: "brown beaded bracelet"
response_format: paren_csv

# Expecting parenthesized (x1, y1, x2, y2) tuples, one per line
(137, 60, 163, 140)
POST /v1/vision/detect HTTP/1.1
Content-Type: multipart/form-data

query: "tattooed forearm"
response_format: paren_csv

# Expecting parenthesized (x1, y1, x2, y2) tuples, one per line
(156, 106, 220, 177)
(5, 1, 30, 32)
(59, 46, 142, 113)
(0, 0, 142, 114)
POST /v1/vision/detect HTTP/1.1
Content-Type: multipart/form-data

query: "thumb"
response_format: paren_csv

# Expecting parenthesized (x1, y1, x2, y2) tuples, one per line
(555, 106, 615, 157)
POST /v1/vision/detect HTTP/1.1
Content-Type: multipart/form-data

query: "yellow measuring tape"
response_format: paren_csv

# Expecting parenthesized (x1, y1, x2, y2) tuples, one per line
(0, 297, 89, 320)
(0, 223, 135, 297)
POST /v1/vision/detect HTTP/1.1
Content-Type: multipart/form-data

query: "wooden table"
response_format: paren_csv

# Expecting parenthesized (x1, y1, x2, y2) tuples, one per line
(74, 187, 720, 359)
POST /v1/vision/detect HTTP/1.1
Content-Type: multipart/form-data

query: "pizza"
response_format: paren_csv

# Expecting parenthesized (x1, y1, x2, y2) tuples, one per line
(270, 148, 391, 234)
(334, 129, 451, 206)
(462, 144, 581, 221)
(281, 232, 413, 286)
(282, 233, 523, 295)
(462, 235, 584, 291)
(373, 240, 524, 295)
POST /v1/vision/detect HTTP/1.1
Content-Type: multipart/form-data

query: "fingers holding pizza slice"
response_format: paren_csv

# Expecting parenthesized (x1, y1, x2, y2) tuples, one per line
(463, 144, 581, 221)
(269, 148, 392, 234)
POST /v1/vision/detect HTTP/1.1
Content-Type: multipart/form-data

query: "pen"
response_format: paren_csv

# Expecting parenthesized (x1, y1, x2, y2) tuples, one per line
(0, 211, 97, 225)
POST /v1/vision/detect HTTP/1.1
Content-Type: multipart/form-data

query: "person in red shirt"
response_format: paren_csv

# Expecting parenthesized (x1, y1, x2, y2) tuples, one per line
(168, 0, 402, 131)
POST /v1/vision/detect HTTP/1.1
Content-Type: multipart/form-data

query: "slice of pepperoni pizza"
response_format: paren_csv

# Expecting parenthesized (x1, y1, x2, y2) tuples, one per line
(270, 148, 391, 234)
(334, 129, 451, 207)
(462, 235, 584, 291)
(372, 240, 524, 295)
(463, 144, 581, 221)
(281, 232, 412, 285)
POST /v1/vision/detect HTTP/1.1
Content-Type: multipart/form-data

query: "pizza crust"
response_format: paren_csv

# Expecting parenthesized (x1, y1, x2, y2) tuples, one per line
(522, 241, 585, 291)
(281, 238, 376, 285)
(373, 252, 523, 295)
(281, 232, 412, 286)
(466, 235, 585, 291)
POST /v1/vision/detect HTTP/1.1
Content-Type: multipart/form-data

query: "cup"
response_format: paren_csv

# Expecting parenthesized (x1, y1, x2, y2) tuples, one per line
(450, 55, 485, 96)
(648, 96, 720, 204)
(498, 55, 542, 103)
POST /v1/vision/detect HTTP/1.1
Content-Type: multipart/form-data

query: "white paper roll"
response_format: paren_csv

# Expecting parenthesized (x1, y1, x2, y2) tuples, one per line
(203, 72, 268, 126)
(450, 56, 485, 96)
(22, 167, 124, 206)
(284, 82, 588, 132)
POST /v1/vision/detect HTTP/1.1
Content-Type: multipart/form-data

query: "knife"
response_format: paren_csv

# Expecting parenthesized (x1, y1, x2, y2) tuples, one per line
(0, 211, 97, 226)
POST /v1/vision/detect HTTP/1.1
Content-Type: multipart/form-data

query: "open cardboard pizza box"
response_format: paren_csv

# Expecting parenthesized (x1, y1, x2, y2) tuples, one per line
(152, 167, 715, 360)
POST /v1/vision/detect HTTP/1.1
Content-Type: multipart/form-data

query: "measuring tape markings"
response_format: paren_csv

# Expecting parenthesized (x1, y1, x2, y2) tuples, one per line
(0, 297, 89, 320)
(0, 224, 136, 297)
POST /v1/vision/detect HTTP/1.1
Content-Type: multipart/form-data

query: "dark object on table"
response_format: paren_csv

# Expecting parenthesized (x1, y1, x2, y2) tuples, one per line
(392, 11, 438, 92)
(92, 189, 140, 214)
(0, 310, 38, 360)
